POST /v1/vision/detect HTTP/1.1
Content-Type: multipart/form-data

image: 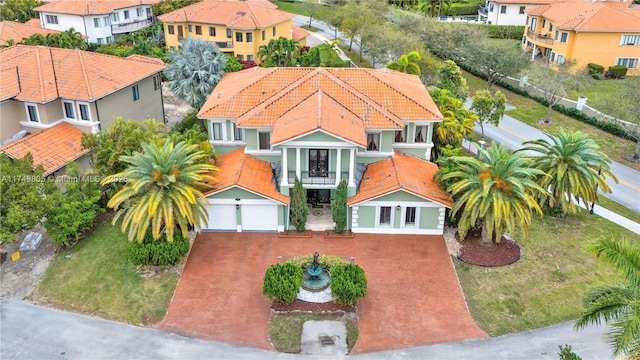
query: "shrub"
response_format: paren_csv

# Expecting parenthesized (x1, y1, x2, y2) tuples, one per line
(478, 25, 524, 39)
(332, 180, 348, 233)
(286, 253, 349, 271)
(557, 344, 582, 360)
(587, 63, 604, 78)
(331, 264, 367, 307)
(128, 232, 190, 266)
(290, 178, 308, 232)
(442, 3, 478, 16)
(170, 110, 200, 133)
(606, 65, 627, 79)
(263, 263, 304, 304)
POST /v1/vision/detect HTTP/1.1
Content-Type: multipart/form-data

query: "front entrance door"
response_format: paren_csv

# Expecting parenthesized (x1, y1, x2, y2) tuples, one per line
(309, 149, 329, 177)
(307, 189, 330, 207)
(177, 25, 184, 38)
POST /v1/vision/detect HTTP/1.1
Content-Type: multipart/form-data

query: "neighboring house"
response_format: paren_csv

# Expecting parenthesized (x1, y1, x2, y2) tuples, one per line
(0, 45, 166, 154)
(0, 122, 92, 178)
(523, 0, 640, 75)
(158, 0, 310, 63)
(197, 67, 453, 234)
(34, 0, 160, 44)
(479, 0, 559, 25)
(0, 20, 61, 46)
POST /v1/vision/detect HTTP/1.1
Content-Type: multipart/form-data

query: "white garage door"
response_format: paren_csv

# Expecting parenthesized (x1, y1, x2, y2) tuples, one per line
(241, 204, 278, 231)
(204, 204, 237, 231)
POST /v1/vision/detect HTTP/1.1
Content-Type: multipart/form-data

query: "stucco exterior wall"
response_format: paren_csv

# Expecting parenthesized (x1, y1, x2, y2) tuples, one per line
(95, 75, 164, 129)
(0, 100, 25, 142)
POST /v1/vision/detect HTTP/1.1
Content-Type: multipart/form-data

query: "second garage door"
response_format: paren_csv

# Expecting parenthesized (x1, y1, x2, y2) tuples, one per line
(241, 204, 278, 231)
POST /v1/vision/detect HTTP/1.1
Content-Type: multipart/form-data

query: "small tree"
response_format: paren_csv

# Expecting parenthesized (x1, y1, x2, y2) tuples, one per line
(437, 60, 469, 101)
(290, 178, 308, 232)
(332, 180, 348, 234)
(386, 51, 421, 76)
(331, 264, 367, 306)
(0, 0, 41, 23)
(263, 263, 304, 304)
(471, 89, 506, 139)
(462, 40, 530, 90)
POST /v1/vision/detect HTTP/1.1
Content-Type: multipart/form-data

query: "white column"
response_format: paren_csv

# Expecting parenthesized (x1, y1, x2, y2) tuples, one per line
(280, 147, 288, 186)
(348, 148, 355, 187)
(531, 43, 537, 61)
(295, 147, 301, 181)
(335, 148, 342, 186)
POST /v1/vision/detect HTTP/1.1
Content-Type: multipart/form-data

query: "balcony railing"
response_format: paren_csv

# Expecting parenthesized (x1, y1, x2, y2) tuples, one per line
(111, 17, 154, 34)
(288, 171, 349, 186)
(215, 41, 233, 48)
(478, 5, 488, 16)
(526, 30, 554, 45)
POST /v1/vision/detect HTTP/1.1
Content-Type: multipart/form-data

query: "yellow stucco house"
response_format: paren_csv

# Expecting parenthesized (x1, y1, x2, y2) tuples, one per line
(157, 0, 309, 63)
(522, 0, 640, 75)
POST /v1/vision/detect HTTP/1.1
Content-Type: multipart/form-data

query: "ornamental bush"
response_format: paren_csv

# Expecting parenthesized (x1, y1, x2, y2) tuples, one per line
(331, 264, 367, 307)
(263, 263, 304, 304)
(332, 180, 348, 234)
(606, 65, 628, 79)
(478, 25, 524, 40)
(286, 253, 349, 271)
(290, 178, 308, 232)
(128, 232, 190, 266)
(587, 63, 604, 78)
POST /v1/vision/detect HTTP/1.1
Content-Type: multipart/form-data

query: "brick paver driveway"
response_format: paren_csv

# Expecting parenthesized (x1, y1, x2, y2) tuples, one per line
(160, 233, 487, 353)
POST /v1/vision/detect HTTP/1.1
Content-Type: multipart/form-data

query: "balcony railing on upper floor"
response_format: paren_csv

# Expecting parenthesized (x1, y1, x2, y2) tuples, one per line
(526, 30, 554, 45)
(287, 171, 349, 186)
(215, 41, 233, 48)
(111, 17, 154, 34)
(478, 5, 488, 16)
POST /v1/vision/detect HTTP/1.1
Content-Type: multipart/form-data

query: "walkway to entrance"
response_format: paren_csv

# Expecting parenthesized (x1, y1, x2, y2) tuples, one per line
(160, 233, 487, 353)
(306, 205, 333, 231)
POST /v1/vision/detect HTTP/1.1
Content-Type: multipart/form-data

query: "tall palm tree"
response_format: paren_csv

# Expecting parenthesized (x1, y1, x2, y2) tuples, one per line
(386, 51, 421, 76)
(430, 88, 476, 151)
(442, 144, 546, 246)
(102, 141, 217, 243)
(575, 237, 640, 359)
(164, 38, 227, 109)
(519, 130, 617, 215)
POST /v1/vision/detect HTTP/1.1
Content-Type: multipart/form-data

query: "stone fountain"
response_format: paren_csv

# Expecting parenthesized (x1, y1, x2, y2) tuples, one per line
(302, 252, 330, 291)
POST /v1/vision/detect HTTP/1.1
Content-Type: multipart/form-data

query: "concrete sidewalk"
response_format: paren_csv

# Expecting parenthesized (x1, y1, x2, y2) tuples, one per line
(0, 301, 613, 360)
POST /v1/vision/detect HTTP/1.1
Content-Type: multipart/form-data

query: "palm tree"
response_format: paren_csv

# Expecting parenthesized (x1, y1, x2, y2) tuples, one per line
(519, 130, 617, 215)
(575, 237, 640, 359)
(430, 88, 476, 151)
(164, 38, 227, 109)
(386, 51, 421, 76)
(441, 144, 546, 246)
(102, 141, 217, 243)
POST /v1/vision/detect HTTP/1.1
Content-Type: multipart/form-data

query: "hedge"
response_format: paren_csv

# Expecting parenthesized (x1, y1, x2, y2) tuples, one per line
(442, 3, 479, 16)
(457, 61, 636, 141)
(477, 24, 524, 39)
(263, 263, 304, 304)
(128, 232, 190, 266)
(607, 65, 628, 79)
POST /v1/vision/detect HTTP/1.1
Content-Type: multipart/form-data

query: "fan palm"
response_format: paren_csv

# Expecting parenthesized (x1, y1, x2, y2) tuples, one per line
(519, 130, 617, 215)
(575, 237, 640, 358)
(164, 38, 227, 109)
(386, 51, 421, 76)
(442, 144, 546, 246)
(102, 141, 217, 243)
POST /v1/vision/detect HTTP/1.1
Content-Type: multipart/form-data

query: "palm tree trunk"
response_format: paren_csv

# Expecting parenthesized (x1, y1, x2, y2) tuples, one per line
(481, 219, 492, 247)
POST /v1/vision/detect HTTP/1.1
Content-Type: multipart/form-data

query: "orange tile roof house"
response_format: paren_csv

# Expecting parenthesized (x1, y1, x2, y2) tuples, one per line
(34, 0, 161, 44)
(523, 0, 640, 75)
(158, 0, 309, 63)
(0, 45, 166, 175)
(0, 20, 62, 46)
(197, 67, 453, 234)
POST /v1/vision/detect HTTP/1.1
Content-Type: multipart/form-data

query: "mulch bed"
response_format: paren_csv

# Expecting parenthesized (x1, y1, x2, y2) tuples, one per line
(456, 231, 521, 267)
(324, 230, 354, 238)
(271, 299, 354, 313)
(278, 230, 313, 238)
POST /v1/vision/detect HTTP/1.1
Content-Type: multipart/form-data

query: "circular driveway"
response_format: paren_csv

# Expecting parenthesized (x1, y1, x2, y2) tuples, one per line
(160, 232, 487, 353)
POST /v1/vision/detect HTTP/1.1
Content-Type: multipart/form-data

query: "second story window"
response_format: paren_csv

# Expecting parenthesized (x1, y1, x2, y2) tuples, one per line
(25, 103, 39, 122)
(262, 30, 265, 41)
(209, 27, 216, 36)
(233, 124, 245, 141)
(45, 15, 58, 24)
(500, 5, 506, 14)
(272, 27, 276, 36)
(621, 35, 640, 46)
(153, 75, 160, 91)
(394, 126, 407, 143)
(246, 32, 252, 42)
(414, 125, 428, 143)
(555, 31, 568, 43)
(226, 29, 232, 38)
(124, 10, 129, 19)
(63, 101, 75, 119)
(94, 18, 101, 28)
(259, 131, 271, 150)
(168, 25, 174, 34)
(212, 123, 224, 141)
(489, 4, 494, 12)
(195, 26, 202, 35)
(519, 6, 525, 14)
(132, 85, 140, 101)
(136, 8, 142, 17)
(79, 103, 90, 121)
(111, 13, 119, 22)
(541, 19, 546, 28)
(188, 25, 193, 32)
(366, 133, 380, 151)
(235, 32, 243, 42)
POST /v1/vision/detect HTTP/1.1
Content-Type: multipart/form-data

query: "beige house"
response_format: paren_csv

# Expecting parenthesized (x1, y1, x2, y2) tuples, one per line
(0, 45, 166, 175)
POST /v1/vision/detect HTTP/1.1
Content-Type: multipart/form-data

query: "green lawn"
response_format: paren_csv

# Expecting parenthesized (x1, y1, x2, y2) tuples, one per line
(567, 76, 639, 103)
(462, 71, 640, 171)
(456, 210, 632, 336)
(269, 312, 359, 353)
(337, 45, 373, 68)
(274, 1, 309, 16)
(30, 214, 180, 325)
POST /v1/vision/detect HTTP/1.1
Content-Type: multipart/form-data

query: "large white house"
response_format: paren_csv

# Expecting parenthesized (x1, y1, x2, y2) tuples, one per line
(478, 0, 559, 25)
(34, 0, 160, 44)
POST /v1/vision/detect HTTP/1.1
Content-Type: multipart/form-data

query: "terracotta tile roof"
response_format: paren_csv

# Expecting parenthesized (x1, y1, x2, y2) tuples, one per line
(291, 25, 310, 41)
(158, 0, 293, 30)
(24, 19, 43, 27)
(493, 0, 563, 4)
(0, 67, 20, 101)
(347, 151, 453, 208)
(35, 0, 160, 16)
(199, 67, 442, 140)
(526, 1, 640, 32)
(0, 45, 166, 103)
(204, 148, 289, 204)
(271, 91, 367, 146)
(0, 21, 61, 45)
(0, 122, 90, 175)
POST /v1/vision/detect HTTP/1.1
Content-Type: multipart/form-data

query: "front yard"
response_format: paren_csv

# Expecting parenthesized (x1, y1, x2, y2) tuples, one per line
(30, 213, 180, 325)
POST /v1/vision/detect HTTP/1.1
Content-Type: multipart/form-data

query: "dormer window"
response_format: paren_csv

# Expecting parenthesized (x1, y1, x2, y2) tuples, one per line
(394, 126, 408, 143)
(258, 131, 271, 150)
(366, 133, 380, 151)
(415, 126, 428, 143)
